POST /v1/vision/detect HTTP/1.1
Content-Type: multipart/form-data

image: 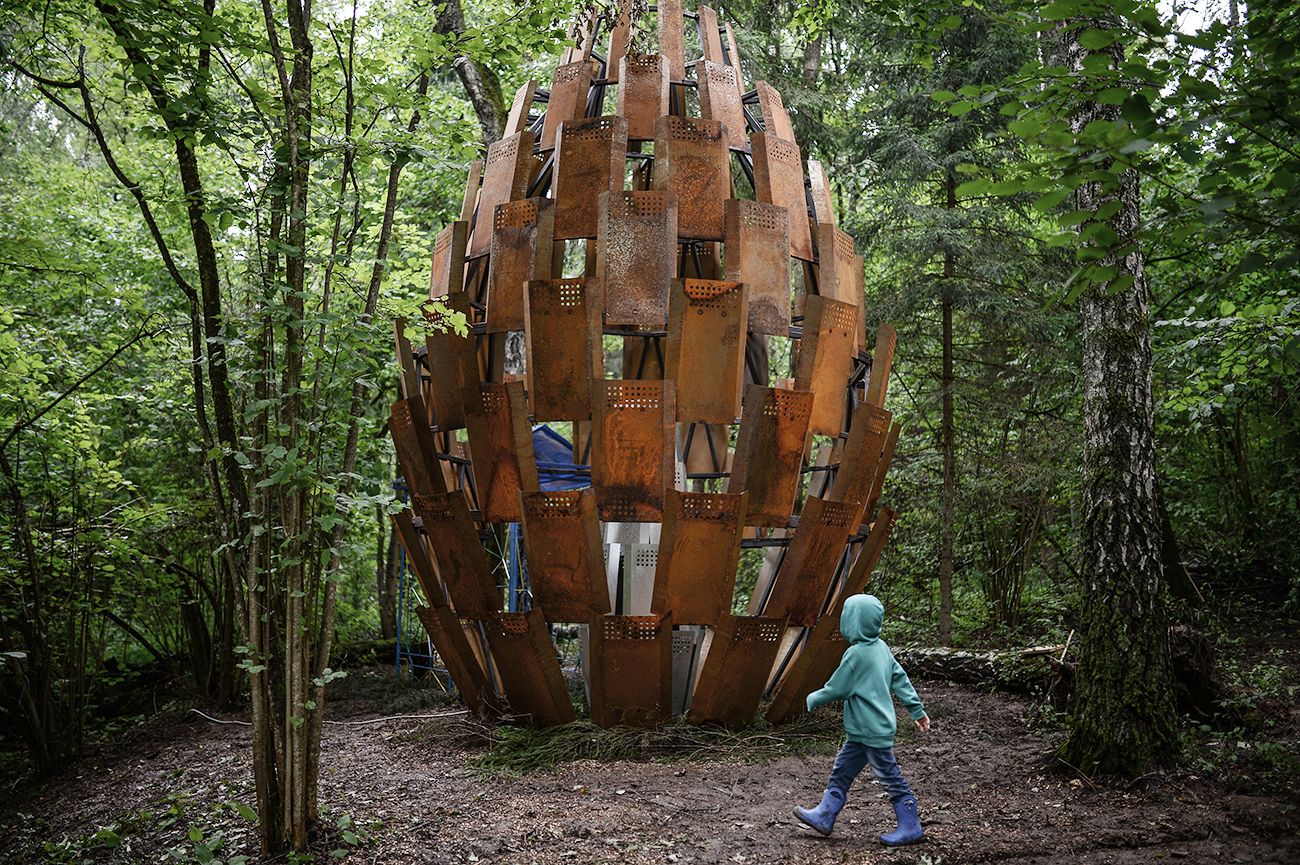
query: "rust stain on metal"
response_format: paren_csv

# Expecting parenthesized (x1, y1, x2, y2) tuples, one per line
(657, 0, 686, 80)
(808, 160, 836, 225)
(588, 613, 673, 728)
(505, 80, 538, 137)
(540, 60, 595, 150)
(794, 295, 857, 437)
(592, 379, 675, 522)
(724, 23, 746, 91)
(524, 277, 602, 421)
(865, 322, 897, 408)
(652, 116, 731, 241)
(413, 605, 502, 719)
(687, 615, 787, 729)
(411, 490, 501, 617)
(696, 60, 748, 148)
(597, 190, 677, 326)
(430, 221, 468, 298)
(487, 198, 555, 333)
(423, 291, 477, 431)
(762, 496, 858, 626)
(461, 381, 539, 523)
(617, 53, 670, 141)
(756, 80, 796, 142)
(816, 221, 858, 307)
(698, 6, 725, 63)
(553, 116, 628, 240)
(391, 395, 447, 498)
(470, 130, 535, 259)
(727, 385, 812, 527)
(765, 614, 849, 725)
(724, 199, 790, 335)
(751, 131, 813, 261)
(651, 490, 748, 625)
(664, 278, 747, 423)
(518, 488, 611, 622)
(459, 161, 482, 225)
(482, 609, 577, 726)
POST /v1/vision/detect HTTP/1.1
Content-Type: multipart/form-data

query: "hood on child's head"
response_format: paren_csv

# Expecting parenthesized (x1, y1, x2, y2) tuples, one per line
(840, 593, 884, 643)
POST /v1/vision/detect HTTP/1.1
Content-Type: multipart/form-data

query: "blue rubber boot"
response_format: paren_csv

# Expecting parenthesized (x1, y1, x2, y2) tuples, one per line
(793, 788, 845, 836)
(880, 795, 924, 846)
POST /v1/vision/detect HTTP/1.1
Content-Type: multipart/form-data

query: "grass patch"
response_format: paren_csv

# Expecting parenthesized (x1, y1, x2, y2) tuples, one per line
(464, 708, 845, 777)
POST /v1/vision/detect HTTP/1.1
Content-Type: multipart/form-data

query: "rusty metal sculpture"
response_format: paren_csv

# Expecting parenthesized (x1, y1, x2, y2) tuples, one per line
(390, 4, 906, 730)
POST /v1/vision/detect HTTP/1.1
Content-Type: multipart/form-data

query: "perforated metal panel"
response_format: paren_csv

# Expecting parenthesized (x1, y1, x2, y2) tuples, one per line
(470, 130, 535, 259)
(724, 199, 790, 336)
(756, 81, 796, 142)
(670, 626, 703, 715)
(765, 614, 849, 725)
(765, 497, 859, 626)
(622, 542, 658, 615)
(687, 615, 787, 729)
(751, 132, 813, 261)
(588, 613, 673, 728)
(727, 385, 813, 527)
(430, 221, 467, 297)
(817, 222, 858, 308)
(524, 277, 602, 421)
(460, 381, 540, 523)
(592, 379, 676, 522)
(518, 488, 610, 622)
(391, 395, 446, 498)
(504, 80, 538, 138)
(553, 116, 628, 240)
(597, 190, 677, 327)
(540, 60, 594, 150)
(413, 605, 502, 719)
(651, 490, 747, 625)
(391, 510, 446, 607)
(617, 53, 669, 140)
(865, 322, 897, 408)
(652, 116, 731, 242)
(834, 506, 898, 609)
(829, 403, 893, 531)
(696, 60, 747, 148)
(665, 279, 747, 423)
(604, 0, 632, 83)
(411, 490, 501, 617)
(794, 295, 857, 437)
(866, 420, 902, 517)
(808, 160, 836, 226)
(423, 292, 477, 432)
(486, 198, 554, 333)
(481, 608, 576, 726)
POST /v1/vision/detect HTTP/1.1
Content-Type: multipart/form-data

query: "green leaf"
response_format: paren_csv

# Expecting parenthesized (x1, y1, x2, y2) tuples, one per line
(1079, 28, 1116, 50)
(930, 90, 958, 102)
(1033, 190, 1070, 212)
(189, 826, 204, 843)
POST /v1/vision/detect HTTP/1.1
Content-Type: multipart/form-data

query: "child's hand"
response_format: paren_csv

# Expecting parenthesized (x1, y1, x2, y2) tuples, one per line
(915, 715, 931, 733)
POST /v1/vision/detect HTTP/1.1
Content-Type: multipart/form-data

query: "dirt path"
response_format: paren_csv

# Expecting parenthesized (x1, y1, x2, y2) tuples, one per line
(2, 677, 1296, 864)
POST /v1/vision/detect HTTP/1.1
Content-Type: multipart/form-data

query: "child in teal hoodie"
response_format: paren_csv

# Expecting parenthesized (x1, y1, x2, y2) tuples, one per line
(793, 593, 930, 845)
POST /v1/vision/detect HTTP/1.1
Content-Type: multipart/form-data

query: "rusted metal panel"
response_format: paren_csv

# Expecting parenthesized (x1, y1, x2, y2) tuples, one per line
(412, 490, 501, 617)
(470, 130, 535, 260)
(461, 381, 539, 523)
(794, 294, 857, 437)
(664, 278, 747, 423)
(765, 614, 848, 725)
(756, 80, 796, 142)
(487, 198, 555, 333)
(651, 490, 748, 625)
(423, 291, 477, 431)
(430, 221, 468, 298)
(816, 222, 858, 307)
(865, 420, 902, 516)
(605, 0, 633, 83)
(392, 510, 446, 607)
(592, 379, 676, 522)
(724, 199, 790, 336)
(698, 5, 725, 63)
(865, 322, 897, 408)
(394, 318, 420, 401)
(518, 487, 611, 622)
(829, 402, 892, 530)
(460, 161, 482, 225)
(696, 60, 747, 147)
(588, 613, 673, 728)
(540, 60, 595, 150)
(724, 23, 746, 91)
(523, 277, 602, 421)
(597, 190, 677, 327)
(391, 395, 447, 498)
(413, 605, 502, 719)
(617, 53, 670, 141)
(652, 116, 731, 242)
(657, 0, 686, 80)
(764, 497, 859, 626)
(751, 132, 813, 261)
(727, 385, 813, 527)
(687, 615, 787, 729)
(808, 160, 835, 226)
(505, 80, 538, 138)
(481, 608, 577, 726)
(833, 506, 897, 607)
(553, 116, 628, 241)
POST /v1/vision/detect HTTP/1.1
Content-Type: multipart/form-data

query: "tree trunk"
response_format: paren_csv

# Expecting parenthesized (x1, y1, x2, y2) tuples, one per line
(435, 0, 507, 144)
(1054, 20, 1178, 779)
(938, 177, 957, 647)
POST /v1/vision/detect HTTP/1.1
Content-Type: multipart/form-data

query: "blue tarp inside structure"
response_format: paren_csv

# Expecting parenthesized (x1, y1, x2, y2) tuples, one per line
(533, 424, 590, 491)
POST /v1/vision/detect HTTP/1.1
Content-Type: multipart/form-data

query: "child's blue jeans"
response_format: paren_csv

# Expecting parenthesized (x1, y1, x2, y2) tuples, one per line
(827, 740, 914, 804)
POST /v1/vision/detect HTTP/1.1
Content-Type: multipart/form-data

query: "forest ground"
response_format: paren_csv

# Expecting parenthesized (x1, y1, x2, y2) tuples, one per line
(1, 613, 1297, 865)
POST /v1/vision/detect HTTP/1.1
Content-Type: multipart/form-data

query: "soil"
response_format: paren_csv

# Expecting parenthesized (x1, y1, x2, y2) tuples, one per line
(2, 620, 1297, 865)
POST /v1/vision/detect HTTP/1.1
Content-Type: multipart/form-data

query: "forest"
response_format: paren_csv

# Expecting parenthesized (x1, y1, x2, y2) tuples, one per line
(1, 0, 1297, 862)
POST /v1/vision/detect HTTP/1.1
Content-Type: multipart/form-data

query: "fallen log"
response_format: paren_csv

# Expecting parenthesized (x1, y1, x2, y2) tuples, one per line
(891, 646, 1056, 693)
